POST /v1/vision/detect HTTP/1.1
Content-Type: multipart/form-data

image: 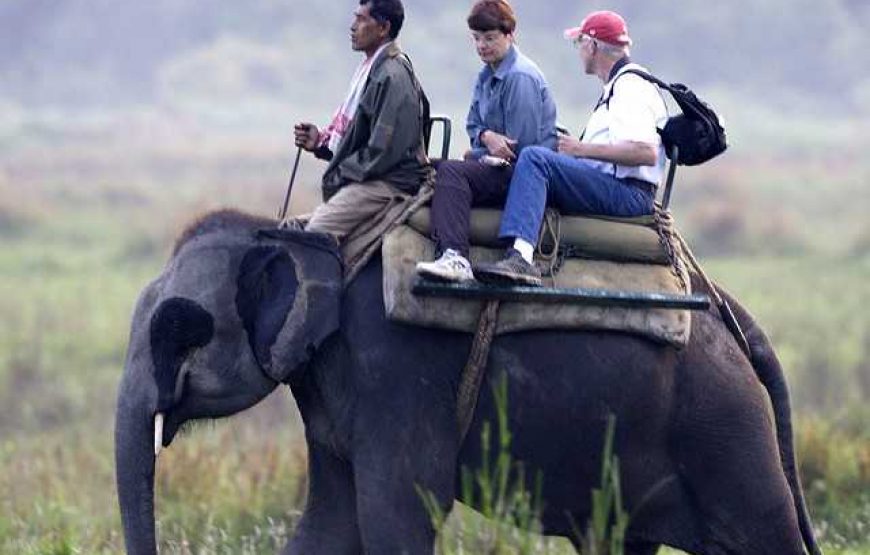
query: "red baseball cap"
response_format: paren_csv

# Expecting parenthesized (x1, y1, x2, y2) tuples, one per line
(564, 11, 632, 46)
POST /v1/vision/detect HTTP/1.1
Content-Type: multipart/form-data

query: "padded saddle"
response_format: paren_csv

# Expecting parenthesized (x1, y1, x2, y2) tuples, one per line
(383, 207, 692, 347)
(406, 207, 669, 265)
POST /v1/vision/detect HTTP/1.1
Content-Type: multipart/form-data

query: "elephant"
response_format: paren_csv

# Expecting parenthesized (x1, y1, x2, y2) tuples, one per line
(115, 208, 821, 555)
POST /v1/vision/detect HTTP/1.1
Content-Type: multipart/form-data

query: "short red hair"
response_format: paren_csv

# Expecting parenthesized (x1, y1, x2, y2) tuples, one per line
(467, 0, 516, 34)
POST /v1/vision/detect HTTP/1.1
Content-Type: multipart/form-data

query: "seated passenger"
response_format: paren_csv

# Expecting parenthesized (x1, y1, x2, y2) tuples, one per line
(415, 0, 557, 282)
(474, 11, 667, 286)
(293, 0, 432, 241)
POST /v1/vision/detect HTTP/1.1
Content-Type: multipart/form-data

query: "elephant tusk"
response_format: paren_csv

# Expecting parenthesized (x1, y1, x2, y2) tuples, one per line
(154, 413, 164, 458)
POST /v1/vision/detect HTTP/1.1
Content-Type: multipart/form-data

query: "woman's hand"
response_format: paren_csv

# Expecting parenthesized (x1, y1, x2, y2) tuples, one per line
(481, 130, 518, 161)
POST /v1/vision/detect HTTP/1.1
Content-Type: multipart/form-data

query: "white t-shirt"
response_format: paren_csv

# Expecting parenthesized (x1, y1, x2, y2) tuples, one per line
(581, 63, 668, 185)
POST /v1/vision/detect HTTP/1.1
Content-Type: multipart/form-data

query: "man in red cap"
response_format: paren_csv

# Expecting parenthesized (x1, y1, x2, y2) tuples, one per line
(474, 10, 668, 286)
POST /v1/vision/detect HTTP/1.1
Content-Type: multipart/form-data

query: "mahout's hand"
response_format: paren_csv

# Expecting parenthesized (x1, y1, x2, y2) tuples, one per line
(294, 122, 320, 151)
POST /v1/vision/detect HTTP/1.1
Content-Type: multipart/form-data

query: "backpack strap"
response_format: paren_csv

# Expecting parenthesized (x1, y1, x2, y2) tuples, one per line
(602, 67, 672, 107)
(597, 67, 670, 175)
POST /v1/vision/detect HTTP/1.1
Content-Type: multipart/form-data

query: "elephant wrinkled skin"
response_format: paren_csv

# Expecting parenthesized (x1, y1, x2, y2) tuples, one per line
(115, 210, 820, 555)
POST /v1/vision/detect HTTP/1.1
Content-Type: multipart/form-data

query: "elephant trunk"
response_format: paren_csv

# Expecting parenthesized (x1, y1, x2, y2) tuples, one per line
(115, 371, 159, 555)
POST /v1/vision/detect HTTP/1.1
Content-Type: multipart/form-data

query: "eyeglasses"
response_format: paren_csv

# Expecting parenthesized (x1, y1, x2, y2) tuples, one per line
(572, 35, 593, 49)
(471, 32, 505, 46)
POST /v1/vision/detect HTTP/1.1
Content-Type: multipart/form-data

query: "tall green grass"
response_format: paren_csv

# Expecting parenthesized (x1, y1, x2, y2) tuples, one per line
(420, 376, 550, 554)
(420, 379, 633, 555)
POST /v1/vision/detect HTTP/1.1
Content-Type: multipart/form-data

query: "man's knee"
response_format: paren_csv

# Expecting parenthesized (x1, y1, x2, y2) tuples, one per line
(304, 210, 351, 240)
(305, 195, 361, 239)
(435, 160, 470, 184)
(518, 145, 552, 165)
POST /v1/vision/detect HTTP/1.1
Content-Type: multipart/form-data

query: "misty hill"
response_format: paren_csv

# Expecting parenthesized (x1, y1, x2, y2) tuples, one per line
(2, 0, 868, 116)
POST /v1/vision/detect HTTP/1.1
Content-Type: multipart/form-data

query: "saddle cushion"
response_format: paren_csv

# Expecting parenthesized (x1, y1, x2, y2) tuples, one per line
(383, 224, 691, 347)
(406, 207, 669, 264)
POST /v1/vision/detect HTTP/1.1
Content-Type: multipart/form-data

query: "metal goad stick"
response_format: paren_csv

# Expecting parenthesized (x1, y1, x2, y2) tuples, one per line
(278, 145, 303, 221)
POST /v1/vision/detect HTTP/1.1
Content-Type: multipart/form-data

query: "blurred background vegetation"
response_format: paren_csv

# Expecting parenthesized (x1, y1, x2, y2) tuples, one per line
(0, 0, 867, 552)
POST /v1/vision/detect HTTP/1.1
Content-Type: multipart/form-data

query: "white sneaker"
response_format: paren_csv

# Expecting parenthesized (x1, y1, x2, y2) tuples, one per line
(415, 249, 475, 283)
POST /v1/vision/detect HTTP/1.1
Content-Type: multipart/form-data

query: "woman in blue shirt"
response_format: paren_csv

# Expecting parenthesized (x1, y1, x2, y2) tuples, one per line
(416, 0, 557, 282)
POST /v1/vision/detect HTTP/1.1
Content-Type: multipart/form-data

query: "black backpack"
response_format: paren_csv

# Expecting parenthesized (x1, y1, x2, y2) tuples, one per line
(609, 69, 727, 166)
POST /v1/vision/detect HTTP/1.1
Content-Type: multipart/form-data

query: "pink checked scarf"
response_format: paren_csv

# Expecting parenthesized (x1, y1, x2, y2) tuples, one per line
(319, 42, 392, 153)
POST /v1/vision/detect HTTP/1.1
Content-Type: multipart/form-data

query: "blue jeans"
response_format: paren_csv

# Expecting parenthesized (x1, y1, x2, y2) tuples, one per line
(498, 146, 656, 244)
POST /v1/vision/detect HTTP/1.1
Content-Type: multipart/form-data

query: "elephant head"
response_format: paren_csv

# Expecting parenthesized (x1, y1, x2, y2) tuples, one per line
(114, 210, 342, 554)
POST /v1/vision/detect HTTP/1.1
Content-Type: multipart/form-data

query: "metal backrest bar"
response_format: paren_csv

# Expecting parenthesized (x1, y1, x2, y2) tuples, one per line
(427, 115, 452, 160)
(661, 144, 679, 210)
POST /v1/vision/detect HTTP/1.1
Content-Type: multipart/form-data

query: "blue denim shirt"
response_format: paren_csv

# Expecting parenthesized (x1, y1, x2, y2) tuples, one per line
(466, 45, 558, 160)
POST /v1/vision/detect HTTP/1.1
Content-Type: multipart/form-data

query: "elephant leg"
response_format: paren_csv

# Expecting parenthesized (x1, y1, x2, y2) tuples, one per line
(283, 443, 361, 555)
(353, 455, 455, 553)
(684, 445, 804, 554)
(352, 412, 458, 553)
(676, 370, 805, 554)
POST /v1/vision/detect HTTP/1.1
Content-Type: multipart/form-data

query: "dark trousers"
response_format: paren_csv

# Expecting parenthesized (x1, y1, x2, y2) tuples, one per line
(430, 159, 514, 257)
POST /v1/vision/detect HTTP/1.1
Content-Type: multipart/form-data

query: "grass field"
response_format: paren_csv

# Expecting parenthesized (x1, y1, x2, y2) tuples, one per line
(0, 145, 868, 553)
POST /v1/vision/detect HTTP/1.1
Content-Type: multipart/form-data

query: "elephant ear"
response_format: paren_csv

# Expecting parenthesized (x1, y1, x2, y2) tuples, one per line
(150, 297, 215, 412)
(235, 234, 342, 383)
(236, 246, 299, 374)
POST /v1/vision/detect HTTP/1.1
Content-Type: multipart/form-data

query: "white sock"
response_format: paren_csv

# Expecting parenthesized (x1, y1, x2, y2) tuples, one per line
(512, 238, 535, 264)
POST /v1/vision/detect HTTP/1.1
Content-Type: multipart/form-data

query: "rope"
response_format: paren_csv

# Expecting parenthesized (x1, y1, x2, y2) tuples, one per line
(536, 208, 562, 286)
(531, 204, 749, 357)
(457, 300, 501, 441)
(653, 206, 689, 294)
(665, 213, 752, 358)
